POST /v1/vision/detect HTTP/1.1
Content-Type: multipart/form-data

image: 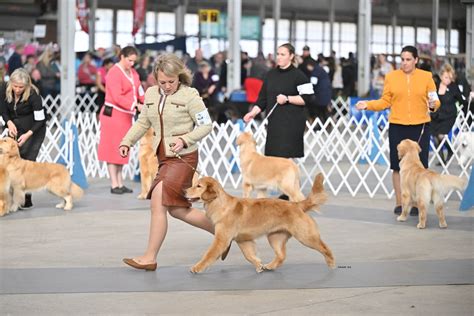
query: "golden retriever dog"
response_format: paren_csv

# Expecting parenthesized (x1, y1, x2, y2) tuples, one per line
(397, 139, 467, 229)
(185, 173, 335, 273)
(236, 132, 305, 201)
(0, 166, 11, 216)
(0, 137, 83, 211)
(138, 128, 158, 199)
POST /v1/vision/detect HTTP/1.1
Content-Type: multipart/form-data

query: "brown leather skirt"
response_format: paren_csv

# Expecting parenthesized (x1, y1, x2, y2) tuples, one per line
(146, 141, 198, 207)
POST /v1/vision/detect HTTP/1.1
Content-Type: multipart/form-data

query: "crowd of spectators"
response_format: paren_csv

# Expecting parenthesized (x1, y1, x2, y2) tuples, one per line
(0, 41, 471, 124)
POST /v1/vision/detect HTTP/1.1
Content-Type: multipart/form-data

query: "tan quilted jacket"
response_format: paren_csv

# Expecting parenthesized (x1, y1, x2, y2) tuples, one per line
(120, 85, 212, 157)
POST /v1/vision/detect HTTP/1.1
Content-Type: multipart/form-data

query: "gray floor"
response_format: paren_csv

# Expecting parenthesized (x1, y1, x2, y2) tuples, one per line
(0, 178, 473, 315)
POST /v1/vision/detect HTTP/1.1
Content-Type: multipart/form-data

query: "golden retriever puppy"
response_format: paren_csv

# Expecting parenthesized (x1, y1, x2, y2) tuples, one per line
(397, 139, 467, 229)
(0, 166, 11, 216)
(0, 137, 83, 211)
(185, 173, 335, 273)
(236, 132, 305, 201)
(138, 128, 158, 199)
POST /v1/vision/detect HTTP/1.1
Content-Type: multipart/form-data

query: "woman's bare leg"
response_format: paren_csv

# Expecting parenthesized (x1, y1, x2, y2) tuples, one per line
(116, 164, 123, 188)
(393, 170, 401, 206)
(133, 182, 168, 264)
(107, 163, 119, 188)
(168, 206, 214, 234)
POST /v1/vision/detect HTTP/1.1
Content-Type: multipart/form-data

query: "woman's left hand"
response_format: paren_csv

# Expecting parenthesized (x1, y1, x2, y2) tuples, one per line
(170, 138, 185, 154)
(276, 94, 288, 105)
(17, 131, 33, 147)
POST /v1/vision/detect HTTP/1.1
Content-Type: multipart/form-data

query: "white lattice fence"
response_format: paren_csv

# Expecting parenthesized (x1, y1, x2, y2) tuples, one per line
(30, 95, 474, 200)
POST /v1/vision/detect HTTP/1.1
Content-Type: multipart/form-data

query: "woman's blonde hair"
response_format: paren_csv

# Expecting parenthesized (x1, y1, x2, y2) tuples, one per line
(37, 46, 54, 66)
(153, 53, 192, 86)
(5, 68, 39, 103)
(439, 63, 455, 81)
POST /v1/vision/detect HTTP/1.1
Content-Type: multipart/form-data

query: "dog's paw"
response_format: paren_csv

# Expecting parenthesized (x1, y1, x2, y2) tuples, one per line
(190, 264, 204, 274)
(55, 203, 65, 209)
(416, 222, 426, 229)
(255, 265, 265, 273)
(397, 215, 407, 222)
(137, 194, 147, 200)
(439, 222, 448, 229)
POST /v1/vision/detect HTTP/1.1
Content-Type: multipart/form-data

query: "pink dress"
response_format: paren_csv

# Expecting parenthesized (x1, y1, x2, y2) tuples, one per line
(98, 64, 144, 165)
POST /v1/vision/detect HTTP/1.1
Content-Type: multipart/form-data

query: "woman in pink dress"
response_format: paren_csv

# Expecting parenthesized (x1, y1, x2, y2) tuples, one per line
(98, 46, 145, 194)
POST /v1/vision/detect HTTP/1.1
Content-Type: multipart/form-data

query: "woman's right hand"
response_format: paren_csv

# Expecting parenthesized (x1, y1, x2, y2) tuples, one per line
(355, 101, 368, 110)
(243, 112, 255, 123)
(7, 121, 17, 137)
(119, 145, 129, 158)
(243, 106, 262, 123)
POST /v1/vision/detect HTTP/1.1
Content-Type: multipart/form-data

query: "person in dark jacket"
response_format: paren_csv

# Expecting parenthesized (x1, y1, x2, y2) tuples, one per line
(307, 62, 332, 125)
(7, 44, 24, 76)
(0, 68, 46, 208)
(243, 43, 314, 199)
(430, 64, 467, 164)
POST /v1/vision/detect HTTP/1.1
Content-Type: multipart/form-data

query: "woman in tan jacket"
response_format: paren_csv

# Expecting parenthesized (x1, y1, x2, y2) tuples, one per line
(119, 53, 214, 271)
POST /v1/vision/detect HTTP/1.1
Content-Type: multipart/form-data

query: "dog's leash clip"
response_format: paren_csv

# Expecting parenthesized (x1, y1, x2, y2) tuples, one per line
(169, 143, 202, 176)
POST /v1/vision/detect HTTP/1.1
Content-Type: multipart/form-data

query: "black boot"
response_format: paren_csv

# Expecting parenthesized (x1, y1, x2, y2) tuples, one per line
(21, 193, 33, 209)
(278, 194, 289, 201)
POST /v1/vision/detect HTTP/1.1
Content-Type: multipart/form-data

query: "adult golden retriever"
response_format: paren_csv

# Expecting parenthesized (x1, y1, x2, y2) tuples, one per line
(137, 128, 158, 199)
(185, 173, 335, 273)
(236, 132, 305, 201)
(397, 139, 467, 229)
(0, 137, 83, 211)
(0, 166, 11, 216)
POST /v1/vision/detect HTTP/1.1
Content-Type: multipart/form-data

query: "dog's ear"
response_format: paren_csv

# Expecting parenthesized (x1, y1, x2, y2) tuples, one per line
(7, 139, 20, 158)
(235, 135, 243, 146)
(201, 183, 218, 202)
(415, 142, 421, 153)
(397, 142, 407, 159)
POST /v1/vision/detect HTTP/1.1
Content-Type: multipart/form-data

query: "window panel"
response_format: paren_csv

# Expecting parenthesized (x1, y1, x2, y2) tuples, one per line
(96, 9, 113, 32)
(437, 28, 445, 55)
(116, 33, 134, 48)
(417, 27, 430, 44)
(158, 12, 175, 35)
(145, 12, 156, 34)
(372, 25, 386, 44)
(402, 26, 415, 46)
(341, 23, 356, 42)
(117, 10, 133, 33)
(307, 21, 323, 40)
(450, 30, 459, 53)
(278, 19, 290, 41)
(263, 19, 274, 40)
(296, 21, 306, 41)
(75, 20, 89, 51)
(96, 32, 113, 49)
(184, 13, 198, 36)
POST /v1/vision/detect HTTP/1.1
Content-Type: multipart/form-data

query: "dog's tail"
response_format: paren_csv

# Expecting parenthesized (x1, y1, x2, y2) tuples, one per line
(432, 174, 467, 194)
(71, 183, 84, 200)
(299, 173, 328, 213)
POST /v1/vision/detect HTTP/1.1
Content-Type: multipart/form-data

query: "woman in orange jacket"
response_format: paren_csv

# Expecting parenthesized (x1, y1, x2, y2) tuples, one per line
(356, 46, 440, 216)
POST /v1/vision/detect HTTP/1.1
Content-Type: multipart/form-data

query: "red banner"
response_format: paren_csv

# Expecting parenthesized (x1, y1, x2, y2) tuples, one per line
(76, 0, 89, 33)
(132, 0, 147, 36)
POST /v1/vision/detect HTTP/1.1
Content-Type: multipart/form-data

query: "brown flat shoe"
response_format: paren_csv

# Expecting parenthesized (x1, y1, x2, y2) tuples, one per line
(123, 258, 157, 271)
